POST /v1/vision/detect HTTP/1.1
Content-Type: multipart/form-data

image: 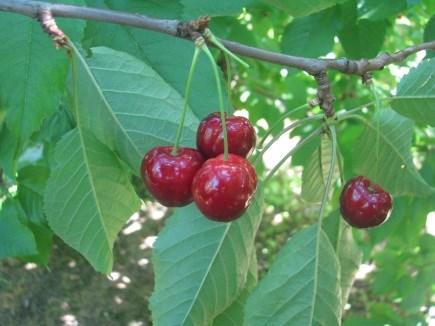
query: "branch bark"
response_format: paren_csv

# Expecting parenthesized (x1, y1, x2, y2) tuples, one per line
(1, 0, 434, 76)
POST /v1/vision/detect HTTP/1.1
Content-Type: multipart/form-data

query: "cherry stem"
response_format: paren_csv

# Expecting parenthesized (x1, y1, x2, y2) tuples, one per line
(258, 103, 310, 148)
(317, 125, 337, 224)
(172, 46, 201, 155)
(254, 114, 324, 164)
(263, 126, 323, 183)
(204, 29, 249, 68)
(202, 45, 229, 160)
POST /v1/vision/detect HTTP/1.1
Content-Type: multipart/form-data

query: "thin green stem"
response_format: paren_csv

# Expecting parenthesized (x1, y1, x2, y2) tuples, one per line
(336, 96, 394, 121)
(205, 29, 249, 68)
(258, 103, 310, 148)
(172, 46, 201, 155)
(202, 45, 229, 159)
(317, 125, 337, 224)
(263, 126, 323, 183)
(223, 52, 233, 111)
(254, 114, 323, 164)
(370, 82, 382, 181)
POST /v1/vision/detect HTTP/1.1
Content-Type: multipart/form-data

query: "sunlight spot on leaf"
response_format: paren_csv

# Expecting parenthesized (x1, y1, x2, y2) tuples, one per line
(234, 109, 249, 118)
(117, 282, 127, 289)
(137, 258, 149, 267)
(280, 68, 288, 78)
(240, 90, 250, 103)
(426, 212, 435, 236)
(128, 321, 144, 326)
(24, 263, 37, 270)
(272, 213, 284, 225)
(123, 220, 142, 235)
(355, 263, 375, 280)
(267, 28, 275, 39)
(140, 236, 157, 250)
(344, 303, 351, 310)
(68, 260, 76, 268)
(114, 296, 123, 304)
(60, 314, 78, 326)
(122, 276, 131, 284)
(107, 271, 121, 281)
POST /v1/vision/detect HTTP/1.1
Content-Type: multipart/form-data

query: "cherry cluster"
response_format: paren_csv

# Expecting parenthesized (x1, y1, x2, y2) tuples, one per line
(141, 112, 257, 222)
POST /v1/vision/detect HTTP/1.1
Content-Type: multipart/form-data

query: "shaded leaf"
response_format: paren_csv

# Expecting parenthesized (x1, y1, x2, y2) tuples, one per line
(245, 225, 341, 326)
(0, 0, 85, 146)
(282, 7, 339, 58)
(0, 199, 37, 259)
(213, 253, 258, 326)
(323, 211, 362, 306)
(151, 186, 264, 326)
(45, 128, 140, 273)
(270, 0, 347, 17)
(338, 19, 387, 59)
(358, 0, 407, 20)
(353, 108, 434, 197)
(302, 133, 339, 202)
(392, 58, 435, 125)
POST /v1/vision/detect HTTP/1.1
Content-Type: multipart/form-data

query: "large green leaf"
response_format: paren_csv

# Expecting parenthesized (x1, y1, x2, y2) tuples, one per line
(338, 19, 387, 59)
(150, 186, 264, 326)
(73, 45, 198, 172)
(0, 0, 85, 146)
(84, 0, 229, 120)
(353, 108, 434, 197)
(302, 133, 339, 202)
(0, 199, 37, 259)
(323, 212, 362, 306)
(282, 7, 339, 58)
(245, 225, 341, 326)
(270, 0, 346, 17)
(44, 128, 140, 273)
(213, 253, 258, 326)
(0, 125, 19, 178)
(391, 58, 435, 126)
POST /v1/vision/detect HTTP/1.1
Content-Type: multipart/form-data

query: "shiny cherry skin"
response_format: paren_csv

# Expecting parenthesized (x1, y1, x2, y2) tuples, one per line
(192, 154, 257, 222)
(197, 112, 256, 158)
(340, 176, 393, 228)
(141, 146, 205, 207)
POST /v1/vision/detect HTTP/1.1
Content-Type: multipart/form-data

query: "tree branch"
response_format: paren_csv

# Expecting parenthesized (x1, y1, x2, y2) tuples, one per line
(1, 0, 434, 76)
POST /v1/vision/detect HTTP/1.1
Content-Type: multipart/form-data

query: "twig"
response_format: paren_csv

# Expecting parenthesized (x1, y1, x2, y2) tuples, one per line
(0, 0, 433, 76)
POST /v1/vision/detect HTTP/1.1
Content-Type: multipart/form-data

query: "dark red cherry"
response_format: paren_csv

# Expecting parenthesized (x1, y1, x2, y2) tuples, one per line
(340, 176, 393, 228)
(197, 112, 256, 158)
(192, 154, 257, 222)
(141, 146, 204, 207)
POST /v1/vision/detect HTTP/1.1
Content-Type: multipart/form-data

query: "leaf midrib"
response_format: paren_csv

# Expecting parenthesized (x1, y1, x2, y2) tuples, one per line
(180, 223, 232, 325)
(74, 46, 142, 165)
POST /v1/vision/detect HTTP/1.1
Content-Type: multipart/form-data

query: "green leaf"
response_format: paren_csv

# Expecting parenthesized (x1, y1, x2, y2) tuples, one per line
(213, 253, 258, 326)
(44, 128, 140, 273)
(391, 58, 435, 125)
(338, 19, 387, 59)
(282, 7, 339, 58)
(17, 164, 50, 225)
(0, 199, 37, 259)
(353, 108, 434, 197)
(0, 125, 19, 178)
(270, 0, 347, 17)
(358, 0, 407, 20)
(84, 0, 228, 120)
(0, 0, 85, 146)
(150, 186, 264, 326)
(181, 0, 256, 19)
(323, 211, 362, 306)
(21, 223, 53, 265)
(73, 45, 199, 172)
(424, 15, 435, 58)
(302, 133, 339, 202)
(245, 225, 342, 326)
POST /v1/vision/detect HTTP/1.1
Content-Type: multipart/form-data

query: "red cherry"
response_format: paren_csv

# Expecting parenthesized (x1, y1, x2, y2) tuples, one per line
(141, 146, 204, 207)
(192, 154, 257, 222)
(197, 112, 256, 158)
(340, 176, 393, 228)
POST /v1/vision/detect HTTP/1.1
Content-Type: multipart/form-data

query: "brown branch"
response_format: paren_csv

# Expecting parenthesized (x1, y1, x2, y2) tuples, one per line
(0, 0, 433, 76)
